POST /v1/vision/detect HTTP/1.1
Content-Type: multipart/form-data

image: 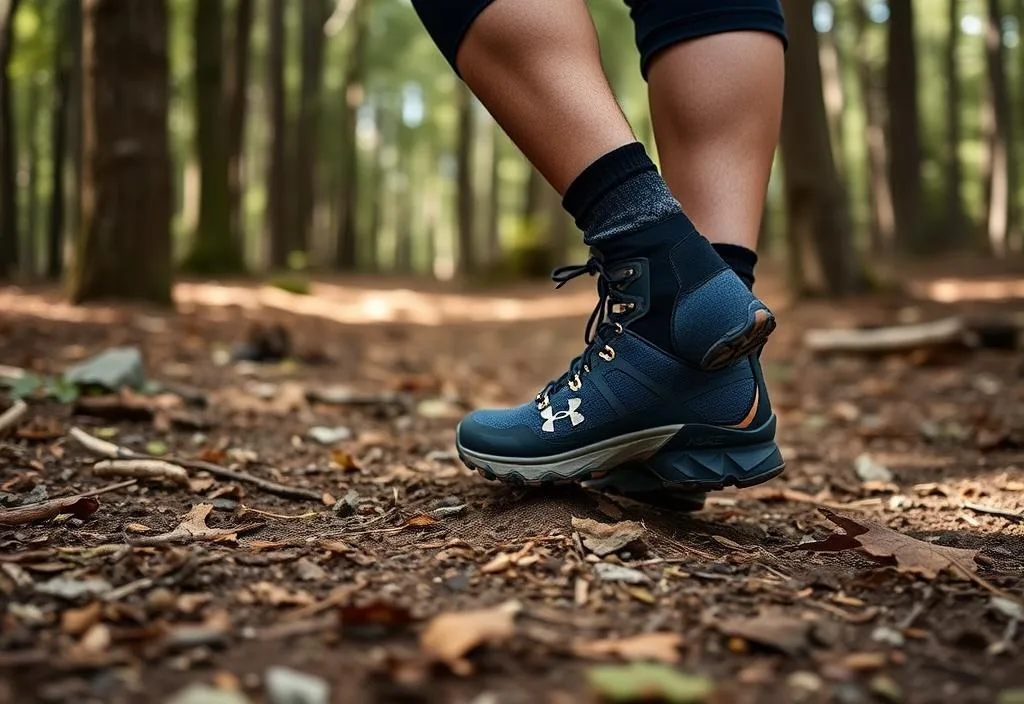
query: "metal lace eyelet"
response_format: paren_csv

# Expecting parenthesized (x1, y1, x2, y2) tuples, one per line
(568, 374, 582, 392)
(537, 395, 550, 411)
(599, 345, 616, 362)
(583, 364, 591, 374)
(613, 322, 624, 334)
(624, 268, 635, 278)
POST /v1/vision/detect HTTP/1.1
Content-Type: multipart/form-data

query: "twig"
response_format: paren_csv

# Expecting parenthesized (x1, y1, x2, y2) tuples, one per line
(0, 399, 28, 435)
(70, 426, 323, 502)
(962, 501, 1022, 521)
(806, 601, 879, 624)
(238, 505, 320, 520)
(93, 459, 189, 487)
(0, 494, 100, 526)
(76, 480, 138, 498)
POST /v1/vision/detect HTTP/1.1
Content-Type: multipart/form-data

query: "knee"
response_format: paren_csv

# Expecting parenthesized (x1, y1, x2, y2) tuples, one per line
(626, 0, 788, 78)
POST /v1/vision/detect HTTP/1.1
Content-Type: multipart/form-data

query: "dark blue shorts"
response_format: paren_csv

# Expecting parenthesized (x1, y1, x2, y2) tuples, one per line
(411, 0, 787, 79)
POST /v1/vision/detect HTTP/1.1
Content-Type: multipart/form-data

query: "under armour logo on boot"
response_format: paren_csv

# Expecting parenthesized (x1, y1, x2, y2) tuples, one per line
(540, 398, 585, 432)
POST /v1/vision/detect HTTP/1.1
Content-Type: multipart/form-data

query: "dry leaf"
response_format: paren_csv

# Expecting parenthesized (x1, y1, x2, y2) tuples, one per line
(132, 503, 261, 546)
(801, 508, 980, 579)
(61, 602, 103, 636)
(405, 514, 438, 528)
(572, 517, 645, 557)
(420, 600, 521, 675)
(330, 450, 360, 472)
(125, 522, 151, 533)
(573, 632, 682, 664)
(718, 613, 812, 655)
(252, 582, 315, 607)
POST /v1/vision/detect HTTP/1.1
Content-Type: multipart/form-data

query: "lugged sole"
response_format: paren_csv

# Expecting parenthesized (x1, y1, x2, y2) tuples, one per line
(701, 305, 776, 371)
(458, 424, 784, 497)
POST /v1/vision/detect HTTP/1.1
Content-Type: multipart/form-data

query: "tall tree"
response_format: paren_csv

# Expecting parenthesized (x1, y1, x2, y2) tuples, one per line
(24, 75, 41, 276)
(982, 0, 1014, 255)
(71, 0, 172, 303)
(334, 0, 368, 271)
(184, 0, 242, 273)
(779, 0, 860, 297)
(294, 0, 330, 258)
(266, 0, 288, 269)
(886, 0, 923, 251)
(47, 0, 74, 279)
(853, 2, 895, 256)
(224, 0, 253, 262)
(455, 81, 476, 276)
(943, 0, 968, 247)
(0, 0, 21, 279)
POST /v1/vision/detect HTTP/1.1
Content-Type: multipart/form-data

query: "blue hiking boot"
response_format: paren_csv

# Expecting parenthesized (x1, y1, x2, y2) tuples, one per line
(456, 214, 784, 492)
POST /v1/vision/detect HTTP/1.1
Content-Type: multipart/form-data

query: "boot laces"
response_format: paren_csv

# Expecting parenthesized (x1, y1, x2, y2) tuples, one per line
(536, 257, 628, 410)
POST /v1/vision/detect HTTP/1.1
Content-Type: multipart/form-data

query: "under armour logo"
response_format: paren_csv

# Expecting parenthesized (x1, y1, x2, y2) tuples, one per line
(540, 398, 585, 432)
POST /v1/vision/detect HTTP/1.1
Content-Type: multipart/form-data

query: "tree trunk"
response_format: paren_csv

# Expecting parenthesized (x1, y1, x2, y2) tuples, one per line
(853, 0, 895, 256)
(71, 0, 173, 304)
(24, 76, 40, 276)
(886, 0, 923, 251)
(779, 0, 860, 297)
(185, 0, 241, 273)
(455, 82, 476, 276)
(818, 24, 846, 176)
(266, 0, 289, 269)
(294, 0, 329, 260)
(486, 122, 502, 264)
(46, 0, 73, 280)
(66, 0, 82, 270)
(943, 0, 968, 248)
(0, 0, 21, 279)
(224, 0, 253, 263)
(983, 0, 1013, 256)
(334, 0, 368, 271)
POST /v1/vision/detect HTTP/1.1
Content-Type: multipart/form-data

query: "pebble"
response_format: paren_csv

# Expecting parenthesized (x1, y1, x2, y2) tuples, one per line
(265, 667, 330, 704)
(165, 684, 252, 704)
(854, 454, 893, 483)
(593, 563, 648, 584)
(65, 346, 146, 391)
(871, 626, 905, 648)
(307, 426, 353, 445)
(36, 577, 112, 601)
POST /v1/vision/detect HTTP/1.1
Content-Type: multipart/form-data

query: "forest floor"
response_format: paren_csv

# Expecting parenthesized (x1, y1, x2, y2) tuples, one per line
(1, 263, 1023, 704)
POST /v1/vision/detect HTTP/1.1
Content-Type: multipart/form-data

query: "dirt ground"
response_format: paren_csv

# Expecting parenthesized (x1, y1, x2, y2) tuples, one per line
(1, 266, 1022, 704)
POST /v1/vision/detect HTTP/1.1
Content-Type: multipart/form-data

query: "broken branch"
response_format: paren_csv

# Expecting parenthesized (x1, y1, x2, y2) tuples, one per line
(0, 495, 100, 526)
(93, 459, 190, 487)
(804, 317, 965, 354)
(0, 399, 28, 435)
(70, 426, 322, 502)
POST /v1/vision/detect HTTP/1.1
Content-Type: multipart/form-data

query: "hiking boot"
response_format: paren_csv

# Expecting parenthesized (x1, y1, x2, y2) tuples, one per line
(456, 213, 784, 490)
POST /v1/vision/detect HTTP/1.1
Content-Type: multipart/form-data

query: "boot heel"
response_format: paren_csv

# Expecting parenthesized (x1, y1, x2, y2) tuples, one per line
(644, 442, 785, 491)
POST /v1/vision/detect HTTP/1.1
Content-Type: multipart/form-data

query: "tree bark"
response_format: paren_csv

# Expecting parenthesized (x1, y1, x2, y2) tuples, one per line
(943, 0, 968, 248)
(24, 76, 40, 276)
(853, 0, 895, 256)
(266, 0, 289, 269)
(46, 0, 73, 280)
(71, 0, 173, 304)
(455, 82, 476, 276)
(224, 0, 253, 263)
(779, 0, 860, 297)
(334, 0, 368, 271)
(983, 0, 1014, 255)
(294, 0, 330, 260)
(66, 0, 82, 270)
(0, 0, 21, 279)
(886, 0, 923, 251)
(486, 122, 502, 265)
(184, 0, 241, 273)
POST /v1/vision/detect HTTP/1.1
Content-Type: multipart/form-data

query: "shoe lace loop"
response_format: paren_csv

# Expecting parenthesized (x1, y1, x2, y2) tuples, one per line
(537, 257, 628, 408)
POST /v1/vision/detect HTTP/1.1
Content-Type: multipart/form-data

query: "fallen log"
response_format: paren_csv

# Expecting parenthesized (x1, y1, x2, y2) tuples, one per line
(804, 317, 966, 354)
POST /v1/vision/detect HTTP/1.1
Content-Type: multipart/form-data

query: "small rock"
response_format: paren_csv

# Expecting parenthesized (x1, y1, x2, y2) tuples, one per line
(333, 489, 360, 517)
(146, 587, 178, 614)
(990, 596, 1023, 621)
(593, 563, 647, 584)
(307, 426, 353, 446)
(834, 683, 869, 704)
(854, 454, 893, 483)
(64, 347, 146, 391)
(165, 684, 252, 704)
(295, 558, 328, 582)
(211, 498, 239, 512)
(430, 505, 466, 518)
(871, 626, 905, 648)
(443, 573, 471, 593)
(36, 577, 112, 601)
(869, 674, 903, 703)
(787, 671, 824, 694)
(973, 374, 1003, 396)
(8, 603, 46, 626)
(434, 495, 463, 508)
(244, 381, 279, 400)
(19, 484, 49, 505)
(265, 666, 330, 704)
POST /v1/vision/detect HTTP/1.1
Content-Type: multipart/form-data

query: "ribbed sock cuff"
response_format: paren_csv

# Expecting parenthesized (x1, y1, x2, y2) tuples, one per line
(562, 142, 655, 225)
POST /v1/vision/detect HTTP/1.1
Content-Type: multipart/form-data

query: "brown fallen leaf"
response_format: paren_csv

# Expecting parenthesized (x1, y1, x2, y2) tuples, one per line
(405, 514, 439, 528)
(330, 450, 360, 472)
(251, 581, 315, 607)
(572, 632, 683, 664)
(0, 495, 100, 526)
(572, 517, 645, 557)
(131, 503, 263, 546)
(800, 508, 980, 579)
(420, 600, 521, 675)
(61, 602, 103, 637)
(718, 612, 813, 655)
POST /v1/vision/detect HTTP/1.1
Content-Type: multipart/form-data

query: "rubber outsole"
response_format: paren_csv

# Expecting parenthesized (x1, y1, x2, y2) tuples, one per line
(702, 306, 776, 371)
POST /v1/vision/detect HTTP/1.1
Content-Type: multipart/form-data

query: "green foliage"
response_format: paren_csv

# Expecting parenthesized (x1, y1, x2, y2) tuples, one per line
(267, 274, 311, 295)
(3, 372, 79, 403)
(585, 663, 713, 703)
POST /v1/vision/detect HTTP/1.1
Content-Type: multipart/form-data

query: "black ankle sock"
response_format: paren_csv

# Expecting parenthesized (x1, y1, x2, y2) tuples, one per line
(712, 243, 757, 291)
(563, 143, 683, 243)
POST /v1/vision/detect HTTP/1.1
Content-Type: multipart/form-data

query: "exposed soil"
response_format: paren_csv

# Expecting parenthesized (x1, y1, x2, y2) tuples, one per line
(1, 268, 1022, 704)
